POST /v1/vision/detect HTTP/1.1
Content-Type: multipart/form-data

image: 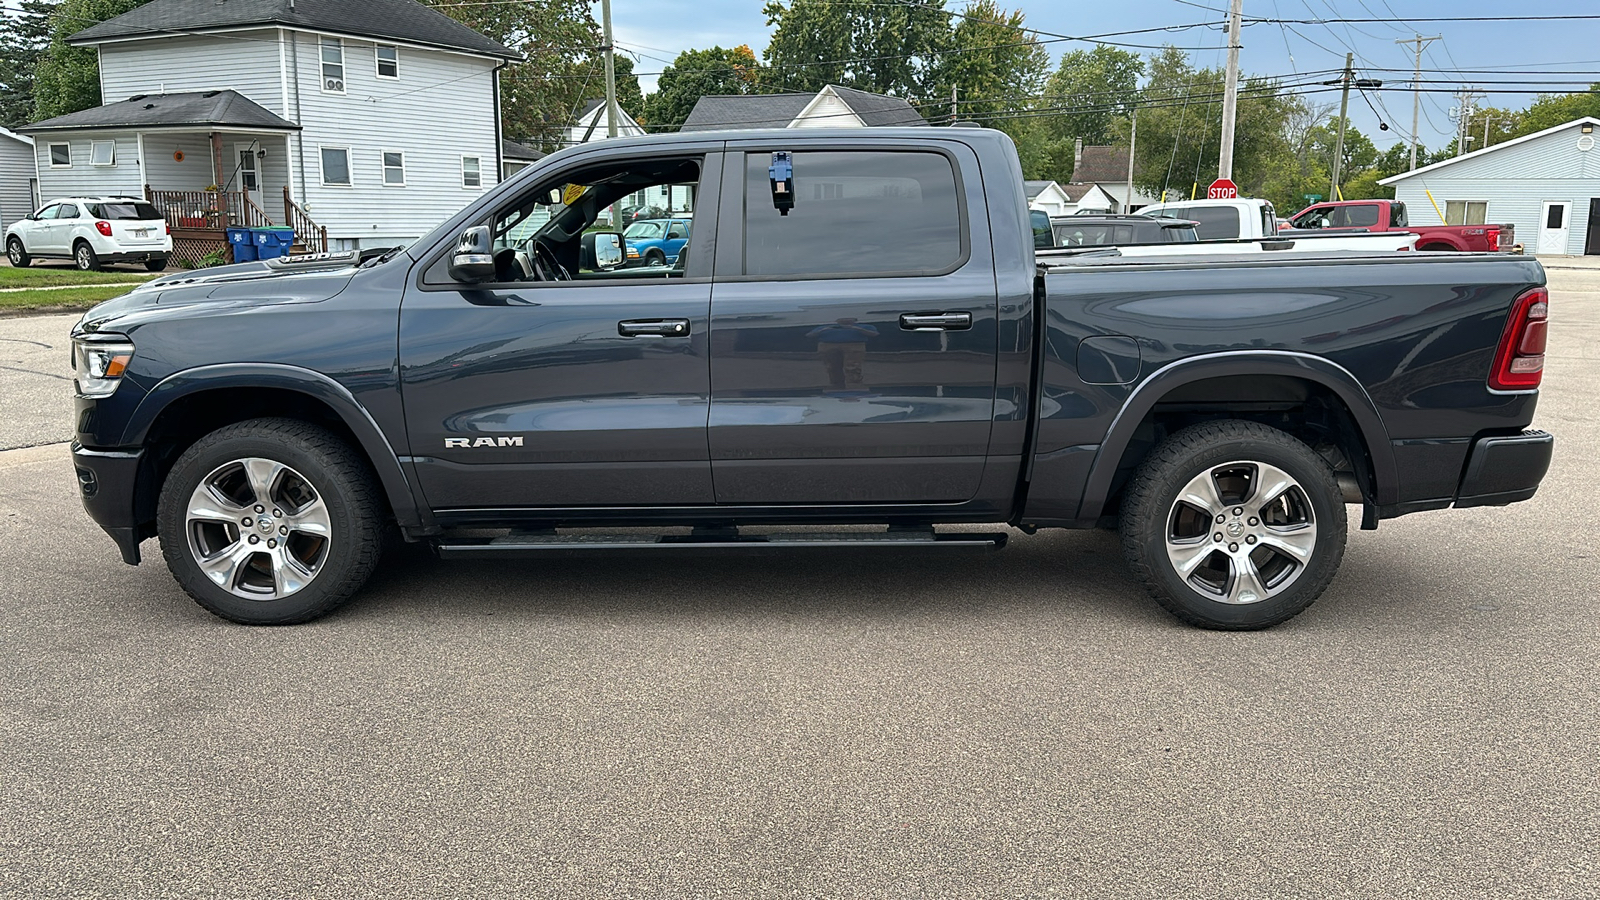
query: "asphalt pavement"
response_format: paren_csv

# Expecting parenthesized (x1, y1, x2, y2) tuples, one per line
(0, 268, 1596, 898)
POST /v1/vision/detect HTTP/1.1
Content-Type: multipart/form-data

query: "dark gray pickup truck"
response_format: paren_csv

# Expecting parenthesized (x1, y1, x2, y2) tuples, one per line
(68, 127, 1553, 629)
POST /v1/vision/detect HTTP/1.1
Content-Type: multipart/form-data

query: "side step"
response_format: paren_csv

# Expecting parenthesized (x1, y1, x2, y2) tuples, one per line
(434, 528, 1008, 559)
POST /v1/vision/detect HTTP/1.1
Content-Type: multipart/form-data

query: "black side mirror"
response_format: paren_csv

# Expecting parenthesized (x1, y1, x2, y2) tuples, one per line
(579, 231, 624, 271)
(449, 226, 495, 283)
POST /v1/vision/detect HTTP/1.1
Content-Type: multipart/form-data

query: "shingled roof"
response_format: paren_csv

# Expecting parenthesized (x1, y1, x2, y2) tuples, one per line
(680, 85, 926, 132)
(68, 0, 519, 60)
(1072, 145, 1135, 184)
(23, 90, 299, 132)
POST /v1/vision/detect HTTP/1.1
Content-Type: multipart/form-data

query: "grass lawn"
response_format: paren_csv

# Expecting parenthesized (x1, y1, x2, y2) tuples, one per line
(0, 265, 160, 289)
(0, 285, 136, 312)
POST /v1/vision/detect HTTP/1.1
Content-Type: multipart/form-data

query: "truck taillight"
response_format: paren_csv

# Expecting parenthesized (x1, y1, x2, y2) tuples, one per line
(1486, 226, 1502, 250)
(1490, 287, 1548, 391)
(95, 220, 113, 237)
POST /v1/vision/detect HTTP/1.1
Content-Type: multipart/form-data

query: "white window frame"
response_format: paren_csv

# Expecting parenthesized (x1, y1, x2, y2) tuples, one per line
(48, 143, 72, 168)
(235, 144, 260, 191)
(319, 145, 353, 187)
(461, 155, 482, 189)
(90, 140, 116, 167)
(375, 44, 399, 79)
(320, 37, 346, 94)
(1444, 200, 1489, 226)
(381, 149, 406, 187)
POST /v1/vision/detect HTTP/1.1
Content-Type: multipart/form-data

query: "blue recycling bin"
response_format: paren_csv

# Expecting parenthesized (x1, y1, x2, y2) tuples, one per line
(226, 226, 258, 262)
(253, 226, 296, 260)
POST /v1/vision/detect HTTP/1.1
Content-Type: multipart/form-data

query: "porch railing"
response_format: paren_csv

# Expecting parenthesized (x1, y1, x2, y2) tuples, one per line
(145, 187, 274, 228)
(283, 187, 329, 253)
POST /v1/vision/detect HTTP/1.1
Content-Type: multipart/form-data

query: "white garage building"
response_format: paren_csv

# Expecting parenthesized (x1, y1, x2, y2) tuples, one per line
(1380, 116, 1600, 257)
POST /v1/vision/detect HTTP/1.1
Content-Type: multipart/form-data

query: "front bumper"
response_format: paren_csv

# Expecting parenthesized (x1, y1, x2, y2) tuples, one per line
(1455, 429, 1554, 509)
(71, 442, 146, 565)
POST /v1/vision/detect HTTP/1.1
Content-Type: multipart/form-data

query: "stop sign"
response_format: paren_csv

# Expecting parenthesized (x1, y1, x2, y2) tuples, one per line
(1207, 178, 1239, 200)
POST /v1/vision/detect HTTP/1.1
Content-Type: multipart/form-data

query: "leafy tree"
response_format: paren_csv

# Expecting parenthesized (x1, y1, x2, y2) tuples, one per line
(931, 2, 1047, 169)
(638, 45, 761, 131)
(1029, 45, 1144, 180)
(760, 0, 951, 98)
(612, 53, 643, 119)
(0, 0, 56, 128)
(32, 0, 147, 120)
(1510, 85, 1600, 138)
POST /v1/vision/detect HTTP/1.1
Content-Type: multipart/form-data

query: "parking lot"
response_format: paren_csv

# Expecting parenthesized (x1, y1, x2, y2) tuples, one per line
(1, 268, 1596, 897)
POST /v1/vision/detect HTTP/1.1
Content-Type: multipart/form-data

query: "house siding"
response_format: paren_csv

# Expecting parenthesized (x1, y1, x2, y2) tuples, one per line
(98, 30, 287, 114)
(34, 133, 143, 200)
(1387, 122, 1600, 256)
(285, 30, 499, 245)
(0, 135, 36, 233)
(791, 92, 862, 128)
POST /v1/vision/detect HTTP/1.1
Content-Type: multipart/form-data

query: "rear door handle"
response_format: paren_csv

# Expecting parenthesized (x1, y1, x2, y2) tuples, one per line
(899, 312, 972, 331)
(618, 318, 691, 337)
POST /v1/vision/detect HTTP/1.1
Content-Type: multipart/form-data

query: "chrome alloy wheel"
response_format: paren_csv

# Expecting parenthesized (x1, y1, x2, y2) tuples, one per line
(184, 458, 332, 600)
(1164, 460, 1318, 605)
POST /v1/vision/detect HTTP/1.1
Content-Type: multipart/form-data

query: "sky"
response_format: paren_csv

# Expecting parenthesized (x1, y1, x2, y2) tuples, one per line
(611, 0, 1600, 153)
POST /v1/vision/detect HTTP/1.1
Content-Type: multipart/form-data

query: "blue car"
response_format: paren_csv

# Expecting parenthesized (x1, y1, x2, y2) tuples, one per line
(623, 217, 691, 267)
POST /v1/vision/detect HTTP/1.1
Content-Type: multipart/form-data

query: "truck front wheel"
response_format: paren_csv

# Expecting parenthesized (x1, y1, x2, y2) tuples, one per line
(156, 418, 385, 625)
(1119, 420, 1348, 630)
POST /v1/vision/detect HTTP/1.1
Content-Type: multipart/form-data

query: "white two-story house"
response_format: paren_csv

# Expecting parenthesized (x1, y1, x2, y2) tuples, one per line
(21, 0, 519, 260)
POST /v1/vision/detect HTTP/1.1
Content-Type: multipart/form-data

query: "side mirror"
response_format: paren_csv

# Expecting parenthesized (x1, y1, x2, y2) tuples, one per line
(448, 225, 495, 283)
(593, 232, 623, 269)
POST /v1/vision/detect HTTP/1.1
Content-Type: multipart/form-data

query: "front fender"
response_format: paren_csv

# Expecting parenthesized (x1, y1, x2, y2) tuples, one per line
(125, 363, 432, 530)
(1076, 350, 1398, 522)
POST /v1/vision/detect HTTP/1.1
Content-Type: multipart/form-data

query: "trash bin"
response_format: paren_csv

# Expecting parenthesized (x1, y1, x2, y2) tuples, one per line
(226, 226, 257, 262)
(253, 226, 296, 260)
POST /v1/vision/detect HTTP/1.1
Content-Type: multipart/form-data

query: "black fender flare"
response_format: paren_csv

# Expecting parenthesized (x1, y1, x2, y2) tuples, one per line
(124, 363, 432, 530)
(1077, 350, 1397, 521)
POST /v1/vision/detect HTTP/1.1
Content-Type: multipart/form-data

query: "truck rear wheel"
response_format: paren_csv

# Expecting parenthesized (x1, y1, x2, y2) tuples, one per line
(156, 418, 385, 625)
(1119, 420, 1347, 630)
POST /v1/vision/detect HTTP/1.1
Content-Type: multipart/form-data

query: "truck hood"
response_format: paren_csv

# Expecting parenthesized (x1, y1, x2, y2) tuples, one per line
(75, 257, 360, 335)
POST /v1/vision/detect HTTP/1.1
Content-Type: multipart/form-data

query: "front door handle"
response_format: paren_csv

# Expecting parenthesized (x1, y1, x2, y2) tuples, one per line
(899, 312, 972, 331)
(618, 318, 691, 337)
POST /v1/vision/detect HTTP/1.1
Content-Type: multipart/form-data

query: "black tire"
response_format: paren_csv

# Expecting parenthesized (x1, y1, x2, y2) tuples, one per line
(73, 240, 100, 271)
(1119, 420, 1348, 630)
(144, 256, 168, 272)
(6, 236, 29, 267)
(157, 418, 386, 625)
(644, 249, 666, 267)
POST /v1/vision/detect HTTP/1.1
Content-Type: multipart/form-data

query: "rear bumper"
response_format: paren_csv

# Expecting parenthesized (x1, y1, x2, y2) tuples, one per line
(1455, 429, 1553, 509)
(71, 442, 145, 565)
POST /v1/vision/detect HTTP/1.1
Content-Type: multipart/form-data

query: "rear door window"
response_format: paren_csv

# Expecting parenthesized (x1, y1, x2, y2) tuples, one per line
(91, 202, 163, 221)
(1342, 204, 1381, 227)
(742, 150, 964, 278)
(1189, 206, 1240, 240)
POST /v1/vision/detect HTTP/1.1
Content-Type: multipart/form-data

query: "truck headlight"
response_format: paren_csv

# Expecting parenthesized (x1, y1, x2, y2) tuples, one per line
(73, 338, 134, 398)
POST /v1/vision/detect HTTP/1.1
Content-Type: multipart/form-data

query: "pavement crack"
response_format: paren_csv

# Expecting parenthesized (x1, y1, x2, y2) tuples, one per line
(0, 338, 53, 349)
(0, 364, 70, 381)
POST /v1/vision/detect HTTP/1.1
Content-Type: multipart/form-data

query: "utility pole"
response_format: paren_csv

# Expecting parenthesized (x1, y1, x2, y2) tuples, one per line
(951, 84, 958, 125)
(1395, 34, 1440, 170)
(1330, 53, 1354, 201)
(1125, 109, 1138, 214)
(1218, 0, 1244, 180)
(1453, 87, 1482, 156)
(600, 0, 618, 138)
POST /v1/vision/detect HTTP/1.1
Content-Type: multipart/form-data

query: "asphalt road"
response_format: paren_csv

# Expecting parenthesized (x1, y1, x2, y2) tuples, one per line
(1, 268, 1597, 898)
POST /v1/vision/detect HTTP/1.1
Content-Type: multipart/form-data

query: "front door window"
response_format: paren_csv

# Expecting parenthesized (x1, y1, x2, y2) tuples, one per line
(236, 146, 259, 192)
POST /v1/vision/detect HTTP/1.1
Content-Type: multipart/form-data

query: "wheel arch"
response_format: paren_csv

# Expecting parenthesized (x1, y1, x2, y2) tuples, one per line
(1078, 351, 1397, 523)
(126, 364, 432, 531)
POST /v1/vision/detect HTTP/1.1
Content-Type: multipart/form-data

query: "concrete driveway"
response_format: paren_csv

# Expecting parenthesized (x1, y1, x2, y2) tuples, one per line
(0, 269, 1595, 898)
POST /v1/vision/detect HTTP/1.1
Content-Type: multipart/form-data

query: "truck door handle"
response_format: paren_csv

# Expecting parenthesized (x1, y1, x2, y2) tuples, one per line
(899, 312, 972, 331)
(618, 318, 691, 337)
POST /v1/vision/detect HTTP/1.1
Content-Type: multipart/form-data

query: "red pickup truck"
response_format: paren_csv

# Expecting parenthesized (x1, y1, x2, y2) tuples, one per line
(1283, 199, 1515, 252)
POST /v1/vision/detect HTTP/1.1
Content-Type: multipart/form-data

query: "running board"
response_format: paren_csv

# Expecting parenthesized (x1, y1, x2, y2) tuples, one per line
(434, 529, 1007, 558)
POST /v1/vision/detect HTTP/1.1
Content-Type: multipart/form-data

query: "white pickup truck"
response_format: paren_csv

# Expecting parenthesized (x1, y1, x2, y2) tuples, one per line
(1134, 198, 1418, 254)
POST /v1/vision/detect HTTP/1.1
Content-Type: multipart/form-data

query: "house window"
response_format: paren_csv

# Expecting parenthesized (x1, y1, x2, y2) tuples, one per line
(48, 143, 71, 167)
(376, 44, 399, 79)
(237, 147, 259, 191)
(1444, 200, 1488, 226)
(320, 147, 351, 185)
(462, 155, 482, 188)
(320, 37, 345, 93)
(382, 151, 405, 186)
(90, 140, 115, 166)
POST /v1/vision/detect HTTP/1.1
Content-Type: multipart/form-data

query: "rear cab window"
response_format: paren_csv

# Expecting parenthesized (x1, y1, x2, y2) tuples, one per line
(87, 202, 162, 221)
(740, 150, 965, 278)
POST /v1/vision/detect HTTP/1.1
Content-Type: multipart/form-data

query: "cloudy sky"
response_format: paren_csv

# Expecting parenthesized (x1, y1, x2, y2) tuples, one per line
(611, 0, 1600, 151)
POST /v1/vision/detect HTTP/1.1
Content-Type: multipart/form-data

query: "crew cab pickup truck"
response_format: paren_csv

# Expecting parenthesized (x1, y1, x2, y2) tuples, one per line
(1283, 199, 1515, 253)
(1141, 197, 1418, 251)
(68, 127, 1554, 630)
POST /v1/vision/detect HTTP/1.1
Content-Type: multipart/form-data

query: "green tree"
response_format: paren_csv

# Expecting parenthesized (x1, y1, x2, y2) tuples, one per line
(1510, 85, 1600, 138)
(32, 0, 148, 121)
(1032, 45, 1144, 180)
(760, 0, 951, 98)
(931, 1, 1047, 171)
(0, 0, 56, 128)
(638, 45, 761, 131)
(612, 53, 643, 119)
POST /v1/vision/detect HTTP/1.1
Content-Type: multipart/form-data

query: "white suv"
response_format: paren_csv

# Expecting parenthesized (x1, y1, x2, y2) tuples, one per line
(6, 197, 171, 271)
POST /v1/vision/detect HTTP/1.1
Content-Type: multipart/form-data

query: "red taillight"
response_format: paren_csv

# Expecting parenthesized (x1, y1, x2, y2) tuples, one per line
(95, 220, 113, 237)
(1486, 226, 1501, 249)
(164, 222, 170, 235)
(1490, 287, 1549, 390)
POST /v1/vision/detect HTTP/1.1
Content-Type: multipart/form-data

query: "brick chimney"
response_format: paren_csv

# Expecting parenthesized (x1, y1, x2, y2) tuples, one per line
(1073, 138, 1083, 178)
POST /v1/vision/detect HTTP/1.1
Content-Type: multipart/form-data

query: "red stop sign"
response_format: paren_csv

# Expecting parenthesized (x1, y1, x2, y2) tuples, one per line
(1207, 178, 1239, 200)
